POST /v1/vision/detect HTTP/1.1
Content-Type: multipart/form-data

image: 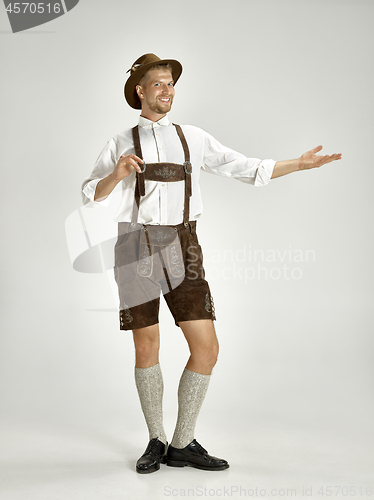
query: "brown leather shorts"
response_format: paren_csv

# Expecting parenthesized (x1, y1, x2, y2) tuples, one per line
(114, 221, 216, 330)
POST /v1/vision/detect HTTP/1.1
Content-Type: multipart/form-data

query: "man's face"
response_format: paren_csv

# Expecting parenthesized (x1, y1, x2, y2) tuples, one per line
(136, 68, 175, 120)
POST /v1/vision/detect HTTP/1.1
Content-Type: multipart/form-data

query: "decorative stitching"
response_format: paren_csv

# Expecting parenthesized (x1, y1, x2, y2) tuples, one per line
(138, 242, 152, 277)
(154, 166, 176, 178)
(167, 244, 184, 278)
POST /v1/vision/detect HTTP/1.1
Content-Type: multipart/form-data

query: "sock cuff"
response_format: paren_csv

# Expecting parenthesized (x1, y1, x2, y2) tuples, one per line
(183, 367, 211, 381)
(135, 363, 161, 375)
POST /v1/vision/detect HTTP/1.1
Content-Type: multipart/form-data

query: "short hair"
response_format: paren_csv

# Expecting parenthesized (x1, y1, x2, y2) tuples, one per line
(138, 63, 174, 86)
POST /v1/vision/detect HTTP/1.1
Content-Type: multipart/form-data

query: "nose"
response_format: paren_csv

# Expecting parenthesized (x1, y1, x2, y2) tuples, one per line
(160, 83, 173, 95)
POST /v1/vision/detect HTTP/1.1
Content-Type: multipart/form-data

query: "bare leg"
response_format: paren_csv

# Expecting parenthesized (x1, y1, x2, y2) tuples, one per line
(133, 323, 160, 368)
(179, 319, 219, 375)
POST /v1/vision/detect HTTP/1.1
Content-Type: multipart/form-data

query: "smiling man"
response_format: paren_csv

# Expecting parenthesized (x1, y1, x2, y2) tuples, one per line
(81, 53, 341, 474)
(137, 67, 175, 118)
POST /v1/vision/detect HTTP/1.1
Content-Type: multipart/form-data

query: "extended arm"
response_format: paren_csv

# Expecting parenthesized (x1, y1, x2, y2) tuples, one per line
(271, 145, 342, 179)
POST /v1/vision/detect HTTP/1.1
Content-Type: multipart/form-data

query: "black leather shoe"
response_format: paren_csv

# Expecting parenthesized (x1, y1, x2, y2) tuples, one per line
(136, 438, 168, 474)
(166, 439, 229, 471)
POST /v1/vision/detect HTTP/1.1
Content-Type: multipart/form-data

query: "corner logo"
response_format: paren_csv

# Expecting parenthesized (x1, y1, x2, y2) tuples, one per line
(3, 0, 80, 33)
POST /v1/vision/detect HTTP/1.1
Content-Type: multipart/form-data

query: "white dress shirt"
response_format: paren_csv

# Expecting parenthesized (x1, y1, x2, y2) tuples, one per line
(81, 115, 276, 225)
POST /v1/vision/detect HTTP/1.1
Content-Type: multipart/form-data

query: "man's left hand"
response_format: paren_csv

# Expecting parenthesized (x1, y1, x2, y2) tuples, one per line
(299, 145, 342, 170)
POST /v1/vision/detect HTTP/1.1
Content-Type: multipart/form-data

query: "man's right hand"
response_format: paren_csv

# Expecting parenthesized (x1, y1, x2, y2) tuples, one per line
(94, 154, 144, 202)
(112, 154, 144, 181)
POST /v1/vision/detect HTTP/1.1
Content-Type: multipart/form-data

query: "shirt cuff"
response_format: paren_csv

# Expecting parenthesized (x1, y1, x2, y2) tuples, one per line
(81, 178, 112, 207)
(254, 159, 276, 186)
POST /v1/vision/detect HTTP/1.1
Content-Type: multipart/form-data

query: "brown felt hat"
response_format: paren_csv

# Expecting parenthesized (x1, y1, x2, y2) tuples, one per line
(124, 53, 182, 109)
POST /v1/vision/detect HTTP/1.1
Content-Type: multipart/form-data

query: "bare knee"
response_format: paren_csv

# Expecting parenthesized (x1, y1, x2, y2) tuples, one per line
(205, 341, 220, 368)
(211, 341, 220, 366)
(179, 319, 220, 374)
(135, 343, 159, 366)
(133, 324, 160, 368)
(191, 340, 219, 372)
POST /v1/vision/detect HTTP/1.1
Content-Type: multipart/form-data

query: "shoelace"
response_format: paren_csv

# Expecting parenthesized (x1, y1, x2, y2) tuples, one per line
(147, 439, 163, 455)
(193, 440, 208, 454)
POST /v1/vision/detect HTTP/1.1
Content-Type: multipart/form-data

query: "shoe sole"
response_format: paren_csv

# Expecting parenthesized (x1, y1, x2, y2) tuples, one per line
(166, 460, 229, 471)
(136, 465, 159, 474)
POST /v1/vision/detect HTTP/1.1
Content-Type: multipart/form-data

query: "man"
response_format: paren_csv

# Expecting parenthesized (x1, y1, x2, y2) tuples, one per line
(81, 53, 341, 474)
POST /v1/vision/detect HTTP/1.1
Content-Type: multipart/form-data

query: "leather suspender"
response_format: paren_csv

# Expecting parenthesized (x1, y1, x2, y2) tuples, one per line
(174, 124, 192, 226)
(131, 126, 145, 225)
(130, 124, 192, 226)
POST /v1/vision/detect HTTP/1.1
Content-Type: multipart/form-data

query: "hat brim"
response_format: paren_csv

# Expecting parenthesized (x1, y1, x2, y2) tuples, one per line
(124, 59, 182, 110)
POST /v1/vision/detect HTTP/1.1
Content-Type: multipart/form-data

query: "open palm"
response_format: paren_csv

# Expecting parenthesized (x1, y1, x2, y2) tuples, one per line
(300, 145, 342, 170)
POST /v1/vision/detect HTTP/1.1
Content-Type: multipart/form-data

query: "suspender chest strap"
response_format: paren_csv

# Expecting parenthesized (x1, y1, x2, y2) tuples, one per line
(130, 124, 192, 226)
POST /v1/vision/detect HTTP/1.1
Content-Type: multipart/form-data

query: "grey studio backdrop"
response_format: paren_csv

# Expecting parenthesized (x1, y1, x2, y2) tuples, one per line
(1, 1, 373, 499)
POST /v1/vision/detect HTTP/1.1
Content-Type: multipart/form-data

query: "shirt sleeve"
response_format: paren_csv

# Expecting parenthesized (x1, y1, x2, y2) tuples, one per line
(201, 130, 276, 186)
(81, 138, 117, 207)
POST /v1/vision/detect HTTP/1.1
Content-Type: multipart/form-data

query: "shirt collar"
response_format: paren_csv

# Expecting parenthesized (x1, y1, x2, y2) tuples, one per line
(138, 115, 170, 129)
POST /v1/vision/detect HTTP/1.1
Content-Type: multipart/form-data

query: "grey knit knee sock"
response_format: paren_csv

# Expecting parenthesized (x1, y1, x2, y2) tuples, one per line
(170, 368, 211, 449)
(134, 363, 167, 445)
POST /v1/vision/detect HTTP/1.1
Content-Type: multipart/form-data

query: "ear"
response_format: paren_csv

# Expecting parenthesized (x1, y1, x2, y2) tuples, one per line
(135, 84, 144, 101)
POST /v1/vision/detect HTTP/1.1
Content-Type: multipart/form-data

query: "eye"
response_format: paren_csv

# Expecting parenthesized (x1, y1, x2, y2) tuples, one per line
(168, 82, 174, 87)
